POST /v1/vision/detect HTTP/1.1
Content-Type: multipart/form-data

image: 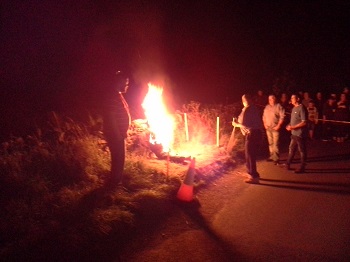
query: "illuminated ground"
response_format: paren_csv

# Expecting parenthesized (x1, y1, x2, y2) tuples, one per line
(121, 139, 350, 261)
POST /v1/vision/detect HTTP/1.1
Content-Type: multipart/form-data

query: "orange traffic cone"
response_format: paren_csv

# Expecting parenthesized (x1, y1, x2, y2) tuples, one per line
(177, 157, 196, 202)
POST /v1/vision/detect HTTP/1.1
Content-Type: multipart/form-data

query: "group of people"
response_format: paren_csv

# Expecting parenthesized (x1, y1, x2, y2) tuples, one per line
(233, 87, 350, 184)
(101, 69, 349, 188)
(255, 88, 350, 142)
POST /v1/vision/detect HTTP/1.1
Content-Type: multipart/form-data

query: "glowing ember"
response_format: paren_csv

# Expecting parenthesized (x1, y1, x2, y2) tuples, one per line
(142, 83, 175, 152)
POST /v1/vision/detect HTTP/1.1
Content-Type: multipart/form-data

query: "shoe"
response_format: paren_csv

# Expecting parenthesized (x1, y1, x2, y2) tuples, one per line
(274, 160, 280, 165)
(294, 168, 305, 174)
(244, 177, 260, 184)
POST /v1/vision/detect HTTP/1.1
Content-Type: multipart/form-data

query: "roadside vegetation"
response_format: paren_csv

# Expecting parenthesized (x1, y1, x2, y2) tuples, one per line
(0, 102, 244, 260)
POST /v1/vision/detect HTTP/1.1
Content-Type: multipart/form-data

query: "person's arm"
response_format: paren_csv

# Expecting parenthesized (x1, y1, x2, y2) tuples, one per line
(288, 120, 307, 130)
(232, 108, 245, 128)
(262, 107, 268, 130)
(292, 105, 307, 129)
(232, 110, 250, 135)
(232, 118, 244, 129)
(273, 105, 285, 131)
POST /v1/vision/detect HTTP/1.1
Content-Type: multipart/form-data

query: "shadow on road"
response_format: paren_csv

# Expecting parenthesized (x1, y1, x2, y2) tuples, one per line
(306, 168, 350, 173)
(259, 178, 350, 195)
(279, 153, 350, 164)
(176, 199, 245, 261)
(306, 153, 350, 163)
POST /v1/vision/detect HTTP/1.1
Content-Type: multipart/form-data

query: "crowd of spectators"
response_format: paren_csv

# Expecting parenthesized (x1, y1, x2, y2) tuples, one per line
(253, 87, 350, 143)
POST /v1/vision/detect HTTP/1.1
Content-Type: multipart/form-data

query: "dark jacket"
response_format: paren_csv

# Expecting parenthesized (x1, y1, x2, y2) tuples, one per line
(103, 92, 131, 140)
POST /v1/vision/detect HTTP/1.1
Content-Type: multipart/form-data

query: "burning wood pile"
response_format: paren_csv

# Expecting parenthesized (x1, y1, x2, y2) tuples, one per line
(125, 82, 240, 166)
(125, 83, 192, 164)
(126, 119, 191, 164)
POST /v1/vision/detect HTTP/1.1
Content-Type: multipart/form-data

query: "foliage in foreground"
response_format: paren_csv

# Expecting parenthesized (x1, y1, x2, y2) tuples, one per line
(0, 102, 242, 260)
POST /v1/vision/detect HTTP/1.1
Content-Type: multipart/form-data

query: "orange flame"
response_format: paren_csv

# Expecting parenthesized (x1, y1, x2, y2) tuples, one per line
(142, 83, 174, 152)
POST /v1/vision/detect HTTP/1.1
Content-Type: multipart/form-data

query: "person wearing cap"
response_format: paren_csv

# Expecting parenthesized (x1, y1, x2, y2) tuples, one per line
(232, 94, 263, 183)
(102, 71, 131, 188)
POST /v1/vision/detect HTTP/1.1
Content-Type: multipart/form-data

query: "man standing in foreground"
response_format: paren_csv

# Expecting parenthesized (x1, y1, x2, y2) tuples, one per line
(103, 71, 131, 188)
(232, 94, 263, 183)
(263, 95, 285, 165)
(285, 94, 308, 173)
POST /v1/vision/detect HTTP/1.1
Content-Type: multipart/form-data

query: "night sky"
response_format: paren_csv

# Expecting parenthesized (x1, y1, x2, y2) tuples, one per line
(1, 0, 350, 118)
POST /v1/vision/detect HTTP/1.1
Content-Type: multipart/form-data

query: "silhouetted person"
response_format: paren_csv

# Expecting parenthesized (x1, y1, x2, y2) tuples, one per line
(314, 92, 324, 139)
(307, 100, 318, 140)
(334, 93, 349, 142)
(232, 94, 263, 183)
(253, 89, 267, 115)
(322, 96, 336, 141)
(301, 91, 311, 108)
(103, 71, 131, 188)
(279, 92, 292, 143)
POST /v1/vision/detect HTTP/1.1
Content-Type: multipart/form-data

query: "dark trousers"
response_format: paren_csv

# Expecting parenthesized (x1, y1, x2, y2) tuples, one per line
(287, 135, 307, 168)
(322, 122, 333, 140)
(245, 129, 261, 177)
(105, 134, 126, 184)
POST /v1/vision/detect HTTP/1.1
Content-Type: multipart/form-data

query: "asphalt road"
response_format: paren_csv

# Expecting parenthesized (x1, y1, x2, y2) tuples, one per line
(123, 139, 350, 261)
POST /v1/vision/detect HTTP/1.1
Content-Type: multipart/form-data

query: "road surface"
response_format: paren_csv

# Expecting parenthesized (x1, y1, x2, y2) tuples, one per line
(122, 139, 350, 261)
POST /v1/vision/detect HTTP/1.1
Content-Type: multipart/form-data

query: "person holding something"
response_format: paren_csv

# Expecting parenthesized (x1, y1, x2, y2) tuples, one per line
(232, 94, 263, 184)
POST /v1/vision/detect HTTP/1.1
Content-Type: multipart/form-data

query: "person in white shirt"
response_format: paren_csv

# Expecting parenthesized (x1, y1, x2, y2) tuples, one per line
(262, 95, 285, 165)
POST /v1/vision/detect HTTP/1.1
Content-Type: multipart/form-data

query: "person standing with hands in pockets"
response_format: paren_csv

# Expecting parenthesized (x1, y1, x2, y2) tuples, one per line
(232, 94, 263, 184)
(263, 95, 285, 165)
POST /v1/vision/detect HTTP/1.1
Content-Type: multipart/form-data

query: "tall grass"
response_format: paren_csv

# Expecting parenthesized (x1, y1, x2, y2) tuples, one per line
(0, 102, 242, 260)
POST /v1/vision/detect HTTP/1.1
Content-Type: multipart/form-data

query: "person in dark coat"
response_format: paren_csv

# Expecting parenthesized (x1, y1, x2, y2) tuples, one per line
(334, 93, 349, 142)
(103, 71, 131, 188)
(232, 94, 263, 183)
(322, 96, 336, 141)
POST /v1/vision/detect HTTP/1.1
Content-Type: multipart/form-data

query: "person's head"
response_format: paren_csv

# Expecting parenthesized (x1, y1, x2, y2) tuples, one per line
(115, 71, 129, 93)
(268, 95, 276, 106)
(257, 90, 263, 96)
(340, 93, 347, 101)
(280, 93, 288, 102)
(308, 100, 315, 108)
(303, 92, 309, 99)
(343, 87, 349, 94)
(290, 94, 301, 106)
(327, 97, 335, 105)
(316, 92, 322, 100)
(242, 94, 252, 107)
